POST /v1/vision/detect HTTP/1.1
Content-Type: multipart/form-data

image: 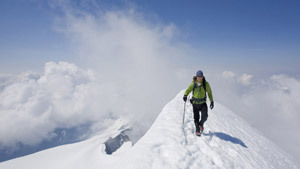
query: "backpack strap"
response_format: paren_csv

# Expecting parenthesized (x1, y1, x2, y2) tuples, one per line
(203, 77, 207, 99)
(192, 81, 196, 96)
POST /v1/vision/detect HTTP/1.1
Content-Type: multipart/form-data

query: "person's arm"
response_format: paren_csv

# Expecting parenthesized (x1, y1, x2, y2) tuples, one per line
(184, 83, 194, 97)
(206, 82, 214, 102)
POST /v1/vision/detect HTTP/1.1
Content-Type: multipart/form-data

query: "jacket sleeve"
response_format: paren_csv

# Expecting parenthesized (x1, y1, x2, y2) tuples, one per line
(206, 82, 214, 102)
(184, 83, 194, 96)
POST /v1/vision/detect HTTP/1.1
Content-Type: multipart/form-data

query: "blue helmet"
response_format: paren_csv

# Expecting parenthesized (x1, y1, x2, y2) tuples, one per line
(196, 70, 203, 77)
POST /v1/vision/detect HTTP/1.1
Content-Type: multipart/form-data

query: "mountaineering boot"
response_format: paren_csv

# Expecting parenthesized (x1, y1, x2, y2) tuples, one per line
(195, 126, 201, 136)
(199, 126, 204, 133)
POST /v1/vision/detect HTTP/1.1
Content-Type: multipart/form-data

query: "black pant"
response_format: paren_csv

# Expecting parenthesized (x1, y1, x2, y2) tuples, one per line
(193, 103, 208, 132)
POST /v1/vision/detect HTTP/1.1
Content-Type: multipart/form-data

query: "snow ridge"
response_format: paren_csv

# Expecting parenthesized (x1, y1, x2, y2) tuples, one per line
(122, 90, 297, 169)
(0, 90, 298, 169)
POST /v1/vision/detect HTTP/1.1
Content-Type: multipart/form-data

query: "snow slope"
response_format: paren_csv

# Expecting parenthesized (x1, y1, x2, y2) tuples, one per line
(0, 90, 298, 169)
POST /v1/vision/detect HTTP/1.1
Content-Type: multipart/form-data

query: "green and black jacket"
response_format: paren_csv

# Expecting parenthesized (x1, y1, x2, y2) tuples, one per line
(184, 78, 213, 104)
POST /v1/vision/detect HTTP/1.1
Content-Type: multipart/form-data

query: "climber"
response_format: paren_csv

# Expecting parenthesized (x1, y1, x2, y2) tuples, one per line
(183, 70, 214, 136)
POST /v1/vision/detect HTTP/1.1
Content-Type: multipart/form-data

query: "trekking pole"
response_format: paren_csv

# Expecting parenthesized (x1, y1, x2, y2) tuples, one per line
(183, 95, 190, 125)
(183, 101, 186, 125)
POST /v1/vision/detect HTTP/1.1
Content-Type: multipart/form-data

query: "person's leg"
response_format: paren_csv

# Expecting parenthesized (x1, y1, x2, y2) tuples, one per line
(193, 104, 201, 132)
(199, 103, 208, 128)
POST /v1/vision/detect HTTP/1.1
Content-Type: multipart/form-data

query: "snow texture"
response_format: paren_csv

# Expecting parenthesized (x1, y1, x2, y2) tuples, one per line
(0, 90, 297, 169)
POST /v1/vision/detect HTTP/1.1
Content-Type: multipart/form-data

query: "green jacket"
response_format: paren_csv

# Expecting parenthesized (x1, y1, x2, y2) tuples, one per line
(184, 79, 213, 104)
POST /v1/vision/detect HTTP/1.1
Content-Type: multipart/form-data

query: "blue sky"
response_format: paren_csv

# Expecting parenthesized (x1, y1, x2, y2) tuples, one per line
(1, 0, 300, 75)
(122, 0, 300, 76)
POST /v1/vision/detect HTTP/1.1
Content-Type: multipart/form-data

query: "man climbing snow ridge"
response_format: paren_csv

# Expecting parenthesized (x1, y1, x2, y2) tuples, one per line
(183, 70, 214, 136)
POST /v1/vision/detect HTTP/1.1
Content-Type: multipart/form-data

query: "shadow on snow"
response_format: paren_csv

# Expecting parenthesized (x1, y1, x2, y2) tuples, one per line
(203, 131, 248, 148)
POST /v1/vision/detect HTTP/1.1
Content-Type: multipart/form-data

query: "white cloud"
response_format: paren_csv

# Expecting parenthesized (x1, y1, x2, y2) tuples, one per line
(52, 5, 191, 128)
(237, 73, 253, 86)
(0, 62, 108, 146)
(222, 71, 236, 79)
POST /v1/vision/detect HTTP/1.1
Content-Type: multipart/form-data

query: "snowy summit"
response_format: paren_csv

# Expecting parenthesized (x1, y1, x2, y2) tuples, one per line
(0, 90, 297, 169)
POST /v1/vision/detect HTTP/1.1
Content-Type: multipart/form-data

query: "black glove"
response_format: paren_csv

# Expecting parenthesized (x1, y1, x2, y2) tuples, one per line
(183, 95, 187, 102)
(210, 102, 214, 109)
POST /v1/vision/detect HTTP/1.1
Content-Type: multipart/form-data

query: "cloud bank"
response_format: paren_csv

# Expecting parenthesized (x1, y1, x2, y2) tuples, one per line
(51, 3, 193, 130)
(0, 62, 107, 146)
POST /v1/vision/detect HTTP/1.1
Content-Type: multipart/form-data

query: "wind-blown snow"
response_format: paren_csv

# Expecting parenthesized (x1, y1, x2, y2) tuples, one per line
(0, 90, 297, 169)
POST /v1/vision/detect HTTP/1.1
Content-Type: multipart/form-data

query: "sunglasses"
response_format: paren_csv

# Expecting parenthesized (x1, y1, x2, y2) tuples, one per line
(197, 76, 203, 77)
